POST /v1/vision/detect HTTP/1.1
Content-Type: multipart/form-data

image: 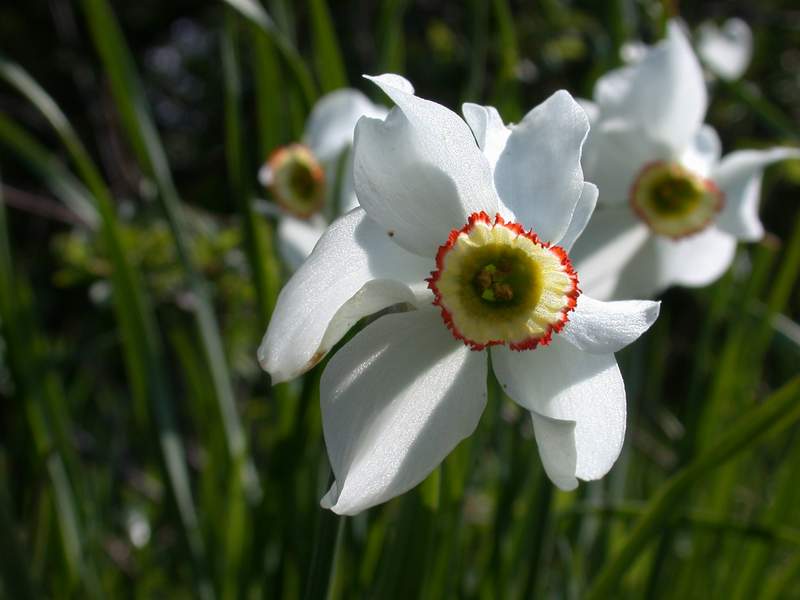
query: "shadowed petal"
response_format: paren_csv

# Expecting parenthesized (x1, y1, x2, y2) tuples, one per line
(304, 88, 388, 162)
(594, 21, 707, 153)
(493, 90, 589, 242)
(557, 182, 598, 251)
(492, 339, 626, 486)
(353, 74, 498, 257)
(276, 214, 327, 271)
(320, 309, 487, 515)
(582, 121, 672, 207)
(611, 226, 737, 299)
(259, 208, 431, 383)
(462, 102, 511, 169)
(530, 412, 578, 491)
(561, 295, 660, 354)
(570, 207, 650, 300)
(714, 148, 800, 241)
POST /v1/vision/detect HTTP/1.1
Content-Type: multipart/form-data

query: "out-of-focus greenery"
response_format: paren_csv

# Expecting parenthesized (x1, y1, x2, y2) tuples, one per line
(0, 1, 799, 599)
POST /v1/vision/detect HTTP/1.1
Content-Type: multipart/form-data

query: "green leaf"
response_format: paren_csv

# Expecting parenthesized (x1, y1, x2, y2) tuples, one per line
(0, 186, 102, 597)
(0, 115, 98, 228)
(585, 376, 800, 600)
(0, 57, 214, 597)
(308, 0, 348, 92)
(490, 0, 522, 121)
(222, 0, 317, 107)
(80, 0, 262, 506)
(222, 11, 279, 329)
(377, 0, 408, 74)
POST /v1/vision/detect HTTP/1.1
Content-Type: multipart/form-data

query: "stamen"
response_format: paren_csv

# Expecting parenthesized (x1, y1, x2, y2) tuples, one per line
(427, 212, 580, 351)
(630, 161, 724, 238)
(262, 143, 326, 218)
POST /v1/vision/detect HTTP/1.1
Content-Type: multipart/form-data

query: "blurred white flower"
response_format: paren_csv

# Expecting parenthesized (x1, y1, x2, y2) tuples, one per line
(125, 509, 151, 548)
(258, 74, 660, 515)
(697, 18, 753, 81)
(621, 18, 752, 82)
(620, 40, 648, 65)
(258, 89, 387, 270)
(573, 21, 799, 300)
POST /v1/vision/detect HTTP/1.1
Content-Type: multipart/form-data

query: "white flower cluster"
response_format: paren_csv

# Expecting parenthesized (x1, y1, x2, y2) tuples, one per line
(256, 19, 798, 515)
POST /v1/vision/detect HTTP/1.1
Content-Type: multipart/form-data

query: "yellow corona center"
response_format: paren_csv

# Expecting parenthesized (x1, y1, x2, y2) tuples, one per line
(264, 143, 325, 218)
(430, 214, 579, 350)
(630, 161, 724, 238)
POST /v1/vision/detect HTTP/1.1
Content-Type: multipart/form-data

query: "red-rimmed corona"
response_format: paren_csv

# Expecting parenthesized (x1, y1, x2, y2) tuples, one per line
(428, 212, 580, 351)
(259, 143, 326, 218)
(629, 161, 724, 239)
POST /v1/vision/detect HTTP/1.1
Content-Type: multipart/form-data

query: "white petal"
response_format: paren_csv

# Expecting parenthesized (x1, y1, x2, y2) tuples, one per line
(594, 20, 707, 153)
(338, 151, 359, 213)
(369, 73, 415, 94)
(461, 103, 511, 169)
(303, 88, 388, 162)
(620, 40, 648, 64)
(557, 182, 598, 251)
(258, 208, 431, 383)
(679, 125, 722, 178)
(569, 207, 650, 301)
(582, 120, 671, 207)
(604, 225, 737, 299)
(561, 295, 660, 354)
(354, 74, 498, 257)
(277, 214, 328, 271)
(714, 148, 800, 241)
(697, 18, 753, 81)
(492, 339, 626, 484)
(576, 98, 599, 124)
(650, 226, 737, 289)
(493, 90, 589, 242)
(320, 309, 487, 515)
(529, 411, 578, 491)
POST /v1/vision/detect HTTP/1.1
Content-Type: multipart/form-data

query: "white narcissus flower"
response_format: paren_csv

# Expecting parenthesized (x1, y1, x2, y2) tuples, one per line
(621, 18, 753, 82)
(697, 18, 753, 81)
(258, 89, 387, 270)
(572, 21, 800, 301)
(258, 73, 660, 515)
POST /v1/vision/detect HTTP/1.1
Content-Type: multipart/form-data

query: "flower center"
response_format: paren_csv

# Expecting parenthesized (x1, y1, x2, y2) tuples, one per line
(427, 212, 579, 351)
(261, 143, 325, 218)
(630, 161, 724, 238)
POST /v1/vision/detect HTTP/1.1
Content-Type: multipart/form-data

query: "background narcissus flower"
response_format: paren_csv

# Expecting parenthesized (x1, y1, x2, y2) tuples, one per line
(259, 74, 659, 515)
(258, 89, 387, 270)
(697, 17, 753, 81)
(572, 20, 800, 301)
(621, 17, 753, 82)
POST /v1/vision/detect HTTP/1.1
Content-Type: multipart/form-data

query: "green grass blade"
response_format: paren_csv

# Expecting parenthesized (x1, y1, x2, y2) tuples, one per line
(718, 78, 800, 140)
(490, 0, 522, 121)
(0, 467, 39, 600)
(0, 118, 98, 229)
(377, 0, 408, 73)
(0, 188, 100, 597)
(251, 29, 287, 154)
(762, 552, 800, 600)
(222, 0, 317, 107)
(0, 56, 100, 227)
(463, 0, 489, 101)
(308, 0, 347, 92)
(569, 502, 800, 547)
(0, 59, 214, 595)
(80, 0, 262, 504)
(585, 376, 800, 600)
(222, 11, 278, 329)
